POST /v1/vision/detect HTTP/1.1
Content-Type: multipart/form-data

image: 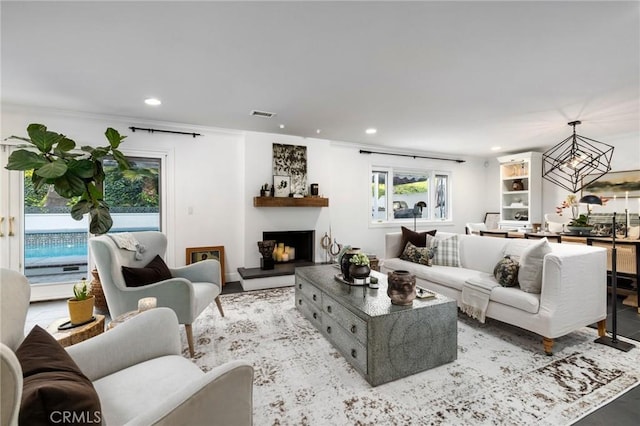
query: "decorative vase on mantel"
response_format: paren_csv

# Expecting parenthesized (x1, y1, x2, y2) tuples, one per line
(387, 270, 417, 306)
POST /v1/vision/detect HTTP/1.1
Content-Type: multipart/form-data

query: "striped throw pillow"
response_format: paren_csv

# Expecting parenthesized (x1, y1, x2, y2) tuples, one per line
(431, 234, 460, 267)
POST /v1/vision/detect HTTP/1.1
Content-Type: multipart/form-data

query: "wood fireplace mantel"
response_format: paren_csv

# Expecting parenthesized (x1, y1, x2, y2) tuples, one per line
(253, 197, 329, 207)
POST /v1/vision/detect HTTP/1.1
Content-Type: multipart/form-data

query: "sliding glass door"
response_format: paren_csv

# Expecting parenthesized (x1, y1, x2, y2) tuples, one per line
(1, 146, 163, 300)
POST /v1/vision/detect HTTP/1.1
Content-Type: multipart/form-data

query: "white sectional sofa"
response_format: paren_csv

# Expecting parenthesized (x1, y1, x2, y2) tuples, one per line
(381, 232, 608, 354)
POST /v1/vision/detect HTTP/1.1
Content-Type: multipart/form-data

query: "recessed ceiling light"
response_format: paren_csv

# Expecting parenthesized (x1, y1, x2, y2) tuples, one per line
(365, 128, 377, 135)
(279, 124, 285, 129)
(316, 129, 321, 134)
(491, 146, 502, 151)
(144, 98, 161, 106)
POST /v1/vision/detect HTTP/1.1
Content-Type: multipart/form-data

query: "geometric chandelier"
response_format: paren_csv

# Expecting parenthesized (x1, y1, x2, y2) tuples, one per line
(542, 120, 614, 193)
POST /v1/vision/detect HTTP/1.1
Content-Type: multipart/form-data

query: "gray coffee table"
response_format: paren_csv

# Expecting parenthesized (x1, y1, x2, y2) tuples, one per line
(295, 265, 457, 386)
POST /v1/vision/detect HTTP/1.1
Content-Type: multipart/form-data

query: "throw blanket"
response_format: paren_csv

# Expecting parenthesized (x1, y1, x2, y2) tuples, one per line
(108, 233, 146, 260)
(459, 275, 499, 323)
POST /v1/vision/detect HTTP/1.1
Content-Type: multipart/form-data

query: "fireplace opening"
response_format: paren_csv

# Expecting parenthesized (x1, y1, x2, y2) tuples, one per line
(263, 230, 315, 264)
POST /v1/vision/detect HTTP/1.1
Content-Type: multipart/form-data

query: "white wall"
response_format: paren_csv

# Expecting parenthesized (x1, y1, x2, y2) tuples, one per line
(327, 143, 489, 259)
(242, 132, 332, 267)
(2, 106, 245, 282)
(6, 105, 635, 284)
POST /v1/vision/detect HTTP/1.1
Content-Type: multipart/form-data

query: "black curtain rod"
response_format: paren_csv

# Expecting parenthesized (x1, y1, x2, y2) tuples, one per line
(129, 126, 202, 138)
(359, 149, 465, 163)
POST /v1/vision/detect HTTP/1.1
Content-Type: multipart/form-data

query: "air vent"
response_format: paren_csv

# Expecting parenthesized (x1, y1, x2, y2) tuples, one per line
(250, 110, 277, 118)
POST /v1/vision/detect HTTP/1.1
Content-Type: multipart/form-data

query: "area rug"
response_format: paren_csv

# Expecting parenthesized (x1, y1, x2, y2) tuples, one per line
(182, 287, 640, 425)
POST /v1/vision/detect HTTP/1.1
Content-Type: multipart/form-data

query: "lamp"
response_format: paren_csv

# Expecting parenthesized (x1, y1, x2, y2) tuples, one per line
(595, 213, 635, 352)
(542, 121, 614, 193)
(579, 194, 602, 217)
(413, 201, 427, 231)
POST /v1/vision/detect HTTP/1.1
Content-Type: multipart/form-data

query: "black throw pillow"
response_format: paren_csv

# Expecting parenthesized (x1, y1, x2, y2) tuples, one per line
(399, 226, 437, 257)
(16, 326, 102, 426)
(121, 254, 172, 287)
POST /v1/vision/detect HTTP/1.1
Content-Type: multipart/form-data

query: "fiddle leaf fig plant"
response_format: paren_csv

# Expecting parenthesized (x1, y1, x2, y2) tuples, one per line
(5, 124, 130, 234)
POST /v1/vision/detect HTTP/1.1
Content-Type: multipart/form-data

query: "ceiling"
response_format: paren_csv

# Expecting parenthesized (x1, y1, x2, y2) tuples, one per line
(2, 1, 639, 157)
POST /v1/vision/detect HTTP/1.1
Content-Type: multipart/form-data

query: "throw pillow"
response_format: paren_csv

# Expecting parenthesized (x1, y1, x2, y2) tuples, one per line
(121, 254, 172, 287)
(16, 326, 102, 426)
(431, 234, 460, 267)
(518, 238, 552, 293)
(400, 241, 436, 266)
(399, 226, 437, 257)
(493, 255, 519, 287)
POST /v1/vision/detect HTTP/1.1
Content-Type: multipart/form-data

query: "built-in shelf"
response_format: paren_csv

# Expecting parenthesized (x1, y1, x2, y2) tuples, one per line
(497, 151, 542, 228)
(253, 196, 329, 207)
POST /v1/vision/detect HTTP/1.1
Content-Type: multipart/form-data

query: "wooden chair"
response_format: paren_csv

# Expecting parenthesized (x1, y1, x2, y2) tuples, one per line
(479, 230, 509, 238)
(524, 233, 562, 243)
(465, 222, 487, 235)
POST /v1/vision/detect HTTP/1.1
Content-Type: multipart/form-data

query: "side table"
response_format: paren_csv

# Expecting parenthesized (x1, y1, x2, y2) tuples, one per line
(46, 315, 105, 347)
(107, 310, 142, 330)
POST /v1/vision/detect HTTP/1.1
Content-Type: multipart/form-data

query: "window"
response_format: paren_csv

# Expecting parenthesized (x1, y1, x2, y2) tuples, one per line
(370, 167, 451, 224)
(22, 155, 161, 286)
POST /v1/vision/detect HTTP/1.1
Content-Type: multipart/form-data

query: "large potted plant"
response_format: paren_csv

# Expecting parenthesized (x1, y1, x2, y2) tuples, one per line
(5, 124, 131, 314)
(68, 279, 95, 325)
(5, 123, 130, 235)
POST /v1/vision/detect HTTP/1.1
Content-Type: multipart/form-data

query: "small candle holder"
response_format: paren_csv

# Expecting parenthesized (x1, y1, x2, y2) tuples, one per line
(138, 297, 157, 312)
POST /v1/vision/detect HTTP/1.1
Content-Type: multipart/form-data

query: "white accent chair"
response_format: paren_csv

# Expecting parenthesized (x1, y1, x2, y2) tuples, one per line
(544, 213, 571, 233)
(89, 231, 224, 357)
(0, 268, 254, 426)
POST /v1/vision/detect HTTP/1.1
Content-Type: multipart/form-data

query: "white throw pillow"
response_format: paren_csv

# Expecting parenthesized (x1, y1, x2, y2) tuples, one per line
(517, 238, 551, 294)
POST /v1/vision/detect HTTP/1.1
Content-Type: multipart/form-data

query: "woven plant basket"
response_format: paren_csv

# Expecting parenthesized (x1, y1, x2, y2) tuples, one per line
(89, 268, 109, 315)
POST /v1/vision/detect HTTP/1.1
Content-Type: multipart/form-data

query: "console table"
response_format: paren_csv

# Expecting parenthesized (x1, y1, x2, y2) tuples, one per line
(295, 265, 457, 386)
(504, 232, 639, 312)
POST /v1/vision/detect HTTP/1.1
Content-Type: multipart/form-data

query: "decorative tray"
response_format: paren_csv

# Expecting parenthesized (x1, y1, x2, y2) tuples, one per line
(334, 274, 369, 286)
(57, 316, 96, 330)
(416, 287, 436, 299)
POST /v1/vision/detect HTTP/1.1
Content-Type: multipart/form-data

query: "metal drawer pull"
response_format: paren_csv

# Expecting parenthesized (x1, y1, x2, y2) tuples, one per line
(327, 305, 332, 313)
(326, 326, 332, 334)
(351, 349, 357, 358)
(298, 299, 302, 305)
(312, 294, 317, 301)
(313, 312, 317, 319)
(298, 283, 302, 289)
(350, 325, 357, 334)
